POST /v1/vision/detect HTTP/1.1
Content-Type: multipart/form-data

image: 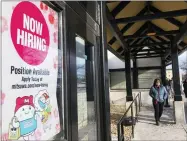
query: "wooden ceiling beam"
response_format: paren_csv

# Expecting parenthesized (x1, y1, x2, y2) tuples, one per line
(106, 1, 116, 3)
(123, 30, 179, 39)
(133, 51, 165, 56)
(132, 47, 145, 55)
(153, 35, 185, 58)
(131, 48, 168, 53)
(148, 22, 178, 59)
(135, 52, 165, 56)
(150, 22, 173, 39)
(165, 20, 187, 58)
(135, 36, 168, 56)
(121, 6, 148, 34)
(111, 1, 130, 17)
(129, 37, 146, 47)
(136, 55, 163, 59)
(130, 22, 168, 54)
(149, 22, 186, 48)
(149, 23, 184, 48)
(120, 50, 125, 56)
(153, 36, 168, 42)
(165, 45, 172, 59)
(107, 45, 125, 61)
(117, 37, 146, 56)
(115, 9, 187, 24)
(130, 41, 170, 48)
(174, 20, 187, 45)
(109, 24, 134, 45)
(106, 7, 128, 51)
(132, 39, 148, 55)
(116, 46, 123, 53)
(179, 41, 187, 48)
(148, 37, 167, 51)
(108, 1, 130, 47)
(143, 38, 164, 54)
(127, 22, 149, 45)
(149, 6, 183, 27)
(108, 6, 148, 45)
(116, 22, 149, 55)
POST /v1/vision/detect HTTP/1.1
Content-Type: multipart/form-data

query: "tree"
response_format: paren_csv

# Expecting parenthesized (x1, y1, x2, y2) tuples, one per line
(77, 64, 86, 84)
(77, 64, 85, 70)
(180, 61, 187, 81)
(180, 61, 187, 72)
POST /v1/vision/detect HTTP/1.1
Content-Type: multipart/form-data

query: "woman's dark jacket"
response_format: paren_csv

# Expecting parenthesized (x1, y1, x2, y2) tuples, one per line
(183, 81, 187, 93)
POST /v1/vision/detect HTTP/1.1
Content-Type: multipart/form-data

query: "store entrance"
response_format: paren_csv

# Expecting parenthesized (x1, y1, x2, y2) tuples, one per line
(65, 3, 99, 141)
(76, 36, 96, 141)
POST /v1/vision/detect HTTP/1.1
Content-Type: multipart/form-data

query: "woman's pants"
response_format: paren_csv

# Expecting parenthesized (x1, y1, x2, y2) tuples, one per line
(184, 91, 187, 98)
(153, 102, 164, 122)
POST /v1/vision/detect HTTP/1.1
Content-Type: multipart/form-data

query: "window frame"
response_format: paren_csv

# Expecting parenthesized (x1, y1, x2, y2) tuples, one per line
(43, 1, 67, 141)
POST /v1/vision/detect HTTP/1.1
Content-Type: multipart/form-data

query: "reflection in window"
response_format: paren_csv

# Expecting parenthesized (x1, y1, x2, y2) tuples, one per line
(76, 36, 97, 141)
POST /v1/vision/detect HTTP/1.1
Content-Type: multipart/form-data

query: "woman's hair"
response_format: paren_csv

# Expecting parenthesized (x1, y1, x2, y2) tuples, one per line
(153, 78, 162, 86)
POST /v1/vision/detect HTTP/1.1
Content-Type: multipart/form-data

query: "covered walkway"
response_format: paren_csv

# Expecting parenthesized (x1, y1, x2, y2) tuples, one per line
(106, 1, 187, 140)
(110, 90, 187, 141)
(4, 1, 187, 141)
(133, 96, 186, 140)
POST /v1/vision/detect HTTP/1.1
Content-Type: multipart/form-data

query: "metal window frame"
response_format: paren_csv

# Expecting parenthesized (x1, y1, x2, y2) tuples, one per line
(44, 1, 111, 141)
(42, 1, 67, 141)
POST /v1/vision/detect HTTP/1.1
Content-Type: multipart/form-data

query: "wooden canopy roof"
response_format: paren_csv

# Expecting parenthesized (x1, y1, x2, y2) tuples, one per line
(106, 1, 187, 65)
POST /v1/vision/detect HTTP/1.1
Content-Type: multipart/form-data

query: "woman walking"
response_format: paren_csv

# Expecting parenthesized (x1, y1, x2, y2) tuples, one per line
(149, 78, 168, 126)
(183, 78, 187, 98)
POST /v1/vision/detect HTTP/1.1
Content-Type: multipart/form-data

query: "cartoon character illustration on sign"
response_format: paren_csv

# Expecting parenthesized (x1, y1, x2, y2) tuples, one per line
(34, 90, 52, 132)
(8, 95, 37, 140)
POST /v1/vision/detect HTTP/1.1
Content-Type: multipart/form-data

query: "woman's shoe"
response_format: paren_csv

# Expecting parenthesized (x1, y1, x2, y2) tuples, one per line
(156, 121, 159, 126)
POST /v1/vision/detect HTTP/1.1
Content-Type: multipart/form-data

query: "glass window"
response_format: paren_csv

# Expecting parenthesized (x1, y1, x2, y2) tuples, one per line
(76, 36, 97, 141)
(110, 71, 133, 90)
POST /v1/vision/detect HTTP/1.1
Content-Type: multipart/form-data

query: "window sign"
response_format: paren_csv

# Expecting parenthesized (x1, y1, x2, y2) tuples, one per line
(1, 1, 62, 140)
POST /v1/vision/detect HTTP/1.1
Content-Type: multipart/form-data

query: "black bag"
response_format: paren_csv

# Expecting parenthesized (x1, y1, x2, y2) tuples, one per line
(122, 117, 137, 126)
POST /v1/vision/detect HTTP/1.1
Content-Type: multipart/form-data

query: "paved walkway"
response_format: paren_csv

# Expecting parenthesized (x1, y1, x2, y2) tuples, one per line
(133, 100, 187, 140)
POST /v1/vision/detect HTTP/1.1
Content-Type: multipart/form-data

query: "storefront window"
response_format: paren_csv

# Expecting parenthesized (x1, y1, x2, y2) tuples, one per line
(1, 1, 64, 140)
(76, 36, 97, 141)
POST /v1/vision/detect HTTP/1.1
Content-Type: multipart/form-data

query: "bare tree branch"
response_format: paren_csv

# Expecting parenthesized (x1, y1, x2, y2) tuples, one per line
(180, 61, 187, 71)
(77, 64, 85, 70)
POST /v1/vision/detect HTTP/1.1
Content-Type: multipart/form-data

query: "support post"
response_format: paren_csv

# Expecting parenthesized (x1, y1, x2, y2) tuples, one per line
(98, 2, 111, 141)
(161, 58, 166, 86)
(125, 51, 133, 101)
(171, 40, 182, 101)
(133, 58, 138, 89)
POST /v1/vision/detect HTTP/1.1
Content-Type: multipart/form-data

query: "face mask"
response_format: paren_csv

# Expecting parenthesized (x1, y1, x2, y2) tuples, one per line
(38, 100, 46, 109)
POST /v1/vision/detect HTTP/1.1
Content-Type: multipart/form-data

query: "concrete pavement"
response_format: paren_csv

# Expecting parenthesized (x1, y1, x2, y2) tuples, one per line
(133, 100, 187, 140)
